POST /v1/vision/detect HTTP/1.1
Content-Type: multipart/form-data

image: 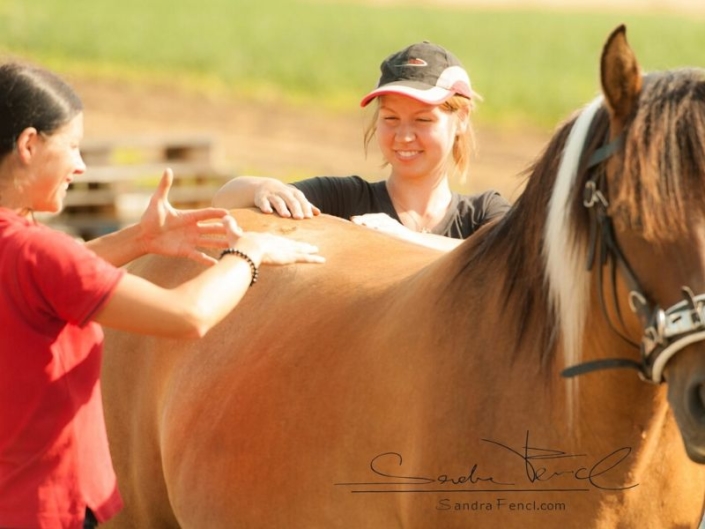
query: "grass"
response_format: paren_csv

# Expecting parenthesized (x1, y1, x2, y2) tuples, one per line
(0, 0, 703, 130)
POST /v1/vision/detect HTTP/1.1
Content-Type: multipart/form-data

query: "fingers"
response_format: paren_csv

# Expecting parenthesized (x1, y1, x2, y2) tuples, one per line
(351, 215, 379, 229)
(194, 219, 229, 249)
(265, 250, 325, 265)
(255, 186, 319, 219)
(196, 219, 228, 236)
(183, 207, 229, 222)
(253, 194, 276, 215)
(261, 238, 325, 265)
(266, 195, 292, 217)
(293, 253, 326, 264)
(222, 215, 244, 244)
(287, 187, 319, 219)
(288, 200, 320, 219)
(350, 213, 402, 233)
(220, 219, 325, 266)
(187, 249, 220, 267)
(288, 241, 320, 254)
(153, 168, 174, 202)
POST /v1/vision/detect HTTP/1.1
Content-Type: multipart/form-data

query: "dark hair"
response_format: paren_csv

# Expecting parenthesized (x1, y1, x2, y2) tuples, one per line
(0, 63, 83, 157)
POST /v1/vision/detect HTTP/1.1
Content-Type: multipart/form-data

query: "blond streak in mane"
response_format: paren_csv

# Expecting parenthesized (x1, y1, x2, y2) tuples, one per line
(544, 96, 604, 405)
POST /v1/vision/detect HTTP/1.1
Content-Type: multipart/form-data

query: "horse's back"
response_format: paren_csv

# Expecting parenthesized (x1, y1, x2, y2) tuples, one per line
(102, 210, 444, 528)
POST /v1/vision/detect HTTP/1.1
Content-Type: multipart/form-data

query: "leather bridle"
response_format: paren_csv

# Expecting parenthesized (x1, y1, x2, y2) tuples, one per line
(561, 132, 705, 384)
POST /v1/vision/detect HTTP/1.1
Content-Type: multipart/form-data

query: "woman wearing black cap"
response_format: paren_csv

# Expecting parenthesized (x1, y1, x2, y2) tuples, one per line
(213, 41, 510, 251)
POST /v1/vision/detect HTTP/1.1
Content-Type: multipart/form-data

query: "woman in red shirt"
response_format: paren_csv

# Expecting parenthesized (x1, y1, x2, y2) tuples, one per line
(0, 62, 324, 529)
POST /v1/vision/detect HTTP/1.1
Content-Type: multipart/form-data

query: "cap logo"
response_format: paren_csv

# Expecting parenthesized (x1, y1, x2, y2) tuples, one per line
(402, 57, 427, 67)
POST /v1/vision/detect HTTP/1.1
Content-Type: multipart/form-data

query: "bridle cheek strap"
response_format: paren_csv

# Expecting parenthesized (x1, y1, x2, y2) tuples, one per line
(563, 281, 705, 383)
(561, 131, 705, 384)
(565, 170, 705, 383)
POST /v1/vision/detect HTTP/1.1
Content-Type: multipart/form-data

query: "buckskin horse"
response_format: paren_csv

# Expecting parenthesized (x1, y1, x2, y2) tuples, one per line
(101, 26, 705, 528)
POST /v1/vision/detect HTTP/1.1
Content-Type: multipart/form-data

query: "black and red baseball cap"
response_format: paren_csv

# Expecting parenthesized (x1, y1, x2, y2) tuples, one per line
(360, 41, 475, 107)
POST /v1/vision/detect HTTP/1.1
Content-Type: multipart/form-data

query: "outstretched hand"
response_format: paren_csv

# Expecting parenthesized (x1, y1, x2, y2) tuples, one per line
(139, 169, 230, 265)
(351, 213, 413, 240)
(351, 212, 461, 252)
(222, 216, 325, 266)
(253, 232, 325, 265)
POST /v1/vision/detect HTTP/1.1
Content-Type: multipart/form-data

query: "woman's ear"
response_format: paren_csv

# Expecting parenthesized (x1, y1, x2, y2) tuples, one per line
(15, 127, 40, 164)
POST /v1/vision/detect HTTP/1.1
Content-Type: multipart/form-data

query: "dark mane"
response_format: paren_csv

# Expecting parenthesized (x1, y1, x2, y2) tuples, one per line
(449, 102, 608, 371)
(452, 118, 578, 370)
(611, 69, 705, 241)
(446, 68, 705, 373)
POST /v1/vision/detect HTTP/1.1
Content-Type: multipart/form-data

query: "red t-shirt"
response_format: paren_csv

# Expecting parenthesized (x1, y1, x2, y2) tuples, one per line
(0, 209, 125, 529)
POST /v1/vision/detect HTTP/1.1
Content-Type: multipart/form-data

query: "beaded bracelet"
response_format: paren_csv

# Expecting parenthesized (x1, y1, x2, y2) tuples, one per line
(219, 248, 259, 286)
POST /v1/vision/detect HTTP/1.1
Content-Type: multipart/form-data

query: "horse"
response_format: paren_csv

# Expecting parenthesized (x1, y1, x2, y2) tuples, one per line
(101, 25, 705, 528)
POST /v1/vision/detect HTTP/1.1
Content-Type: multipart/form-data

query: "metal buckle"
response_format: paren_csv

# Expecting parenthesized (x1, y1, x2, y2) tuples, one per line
(583, 180, 609, 209)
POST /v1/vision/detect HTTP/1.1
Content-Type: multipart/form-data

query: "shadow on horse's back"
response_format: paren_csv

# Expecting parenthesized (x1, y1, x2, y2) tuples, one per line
(102, 26, 705, 528)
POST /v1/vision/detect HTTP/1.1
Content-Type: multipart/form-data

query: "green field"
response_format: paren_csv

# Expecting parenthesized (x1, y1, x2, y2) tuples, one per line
(0, 0, 703, 129)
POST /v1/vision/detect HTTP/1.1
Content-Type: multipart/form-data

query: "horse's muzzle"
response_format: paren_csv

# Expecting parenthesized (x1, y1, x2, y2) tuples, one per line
(666, 347, 705, 464)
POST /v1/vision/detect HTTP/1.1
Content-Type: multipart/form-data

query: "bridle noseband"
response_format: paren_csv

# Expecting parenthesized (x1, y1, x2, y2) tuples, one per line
(561, 127, 705, 384)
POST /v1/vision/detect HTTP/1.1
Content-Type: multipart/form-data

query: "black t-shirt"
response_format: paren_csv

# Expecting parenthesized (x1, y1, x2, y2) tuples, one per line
(293, 175, 510, 239)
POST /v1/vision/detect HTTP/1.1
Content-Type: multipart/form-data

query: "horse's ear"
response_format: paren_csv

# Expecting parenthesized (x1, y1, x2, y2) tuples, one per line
(600, 24, 642, 126)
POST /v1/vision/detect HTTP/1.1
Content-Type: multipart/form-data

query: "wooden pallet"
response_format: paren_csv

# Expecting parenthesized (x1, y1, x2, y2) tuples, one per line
(45, 135, 235, 240)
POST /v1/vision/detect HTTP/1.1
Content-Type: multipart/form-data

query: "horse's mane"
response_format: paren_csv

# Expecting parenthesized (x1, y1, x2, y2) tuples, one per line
(612, 69, 705, 241)
(455, 67, 705, 375)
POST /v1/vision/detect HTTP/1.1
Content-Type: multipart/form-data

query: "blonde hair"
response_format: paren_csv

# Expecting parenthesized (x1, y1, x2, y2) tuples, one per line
(362, 94, 477, 183)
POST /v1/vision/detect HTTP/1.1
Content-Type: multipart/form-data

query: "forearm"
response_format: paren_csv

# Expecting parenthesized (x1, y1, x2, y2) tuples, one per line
(94, 237, 264, 338)
(212, 176, 270, 209)
(173, 239, 264, 335)
(85, 223, 147, 266)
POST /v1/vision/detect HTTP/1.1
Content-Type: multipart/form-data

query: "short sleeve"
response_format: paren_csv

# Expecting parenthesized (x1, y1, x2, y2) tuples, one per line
(12, 228, 124, 327)
(481, 190, 511, 222)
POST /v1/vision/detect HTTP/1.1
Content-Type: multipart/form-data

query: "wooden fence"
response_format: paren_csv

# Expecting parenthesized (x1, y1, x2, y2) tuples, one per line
(44, 135, 235, 240)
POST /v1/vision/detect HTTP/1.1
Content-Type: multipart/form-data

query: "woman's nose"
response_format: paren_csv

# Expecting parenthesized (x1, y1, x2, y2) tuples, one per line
(75, 153, 87, 174)
(395, 123, 416, 142)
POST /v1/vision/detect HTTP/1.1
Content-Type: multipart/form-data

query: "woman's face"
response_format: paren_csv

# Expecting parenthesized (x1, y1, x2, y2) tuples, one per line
(376, 94, 461, 183)
(24, 113, 86, 213)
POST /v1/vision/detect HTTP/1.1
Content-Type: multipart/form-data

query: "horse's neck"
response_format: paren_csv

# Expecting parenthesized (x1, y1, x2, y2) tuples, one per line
(430, 222, 675, 446)
(562, 270, 679, 480)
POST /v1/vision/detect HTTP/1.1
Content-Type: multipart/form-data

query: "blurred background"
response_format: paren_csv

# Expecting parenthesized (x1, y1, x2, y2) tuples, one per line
(0, 0, 703, 236)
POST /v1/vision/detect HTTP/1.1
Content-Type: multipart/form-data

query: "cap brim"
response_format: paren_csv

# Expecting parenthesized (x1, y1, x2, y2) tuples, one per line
(360, 85, 455, 107)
